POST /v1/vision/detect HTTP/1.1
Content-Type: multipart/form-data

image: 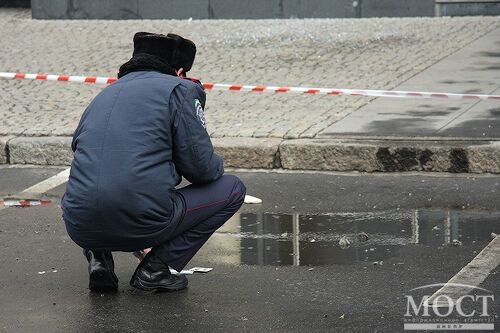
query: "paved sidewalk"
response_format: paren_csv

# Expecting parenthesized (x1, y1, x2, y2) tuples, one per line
(318, 27, 500, 139)
(0, 9, 499, 172)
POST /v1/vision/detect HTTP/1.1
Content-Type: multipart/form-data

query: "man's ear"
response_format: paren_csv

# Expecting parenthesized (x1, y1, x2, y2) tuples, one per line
(176, 68, 185, 77)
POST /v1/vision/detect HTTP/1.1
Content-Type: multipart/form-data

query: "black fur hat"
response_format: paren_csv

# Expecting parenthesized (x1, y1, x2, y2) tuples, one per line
(132, 32, 196, 72)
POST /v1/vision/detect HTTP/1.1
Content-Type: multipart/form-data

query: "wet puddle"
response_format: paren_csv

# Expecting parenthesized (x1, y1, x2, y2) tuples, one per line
(203, 209, 500, 266)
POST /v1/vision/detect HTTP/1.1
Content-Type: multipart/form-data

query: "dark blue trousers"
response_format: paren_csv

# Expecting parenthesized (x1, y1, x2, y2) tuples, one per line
(153, 175, 246, 272)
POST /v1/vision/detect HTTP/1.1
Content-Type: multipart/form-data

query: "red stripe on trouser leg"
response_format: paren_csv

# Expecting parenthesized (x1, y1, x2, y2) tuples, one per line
(152, 175, 246, 272)
(186, 192, 241, 213)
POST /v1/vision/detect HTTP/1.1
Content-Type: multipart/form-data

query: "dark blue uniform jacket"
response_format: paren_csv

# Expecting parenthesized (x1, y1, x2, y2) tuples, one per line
(62, 71, 224, 251)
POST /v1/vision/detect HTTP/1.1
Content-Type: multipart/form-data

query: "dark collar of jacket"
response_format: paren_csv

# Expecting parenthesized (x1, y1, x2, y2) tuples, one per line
(117, 54, 177, 79)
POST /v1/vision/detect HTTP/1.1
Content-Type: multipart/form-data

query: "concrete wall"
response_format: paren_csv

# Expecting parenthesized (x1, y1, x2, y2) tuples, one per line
(362, 0, 435, 17)
(436, 1, 500, 16)
(31, 0, 436, 19)
(0, 0, 30, 7)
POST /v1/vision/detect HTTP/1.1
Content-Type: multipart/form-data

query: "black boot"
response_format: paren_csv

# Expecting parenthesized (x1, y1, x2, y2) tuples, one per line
(130, 252, 188, 292)
(84, 249, 118, 293)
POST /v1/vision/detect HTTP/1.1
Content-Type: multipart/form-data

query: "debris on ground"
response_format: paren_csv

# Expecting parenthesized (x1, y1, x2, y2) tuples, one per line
(0, 199, 51, 208)
(357, 232, 369, 242)
(451, 239, 463, 247)
(339, 236, 351, 249)
(37, 269, 58, 275)
(244, 195, 262, 204)
(170, 267, 213, 275)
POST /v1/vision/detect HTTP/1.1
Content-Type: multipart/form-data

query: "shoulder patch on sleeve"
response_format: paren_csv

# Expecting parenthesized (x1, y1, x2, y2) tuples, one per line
(194, 99, 206, 128)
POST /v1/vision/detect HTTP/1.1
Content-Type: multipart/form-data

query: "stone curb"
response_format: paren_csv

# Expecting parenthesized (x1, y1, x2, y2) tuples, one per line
(279, 139, 500, 173)
(1, 136, 283, 169)
(0, 136, 11, 164)
(8, 136, 73, 166)
(2, 136, 500, 174)
(211, 138, 282, 169)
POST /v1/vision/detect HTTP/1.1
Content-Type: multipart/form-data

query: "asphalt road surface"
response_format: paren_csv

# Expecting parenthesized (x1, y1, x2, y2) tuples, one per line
(0, 167, 498, 332)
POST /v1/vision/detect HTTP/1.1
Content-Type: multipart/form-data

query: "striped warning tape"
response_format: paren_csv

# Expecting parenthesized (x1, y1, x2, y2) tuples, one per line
(0, 199, 52, 208)
(1, 71, 499, 101)
(0, 72, 117, 84)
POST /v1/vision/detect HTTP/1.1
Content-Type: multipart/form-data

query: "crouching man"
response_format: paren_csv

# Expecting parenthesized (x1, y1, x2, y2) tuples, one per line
(61, 32, 246, 293)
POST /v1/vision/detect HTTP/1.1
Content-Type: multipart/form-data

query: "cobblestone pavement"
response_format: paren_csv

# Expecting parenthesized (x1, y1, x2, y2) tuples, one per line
(0, 9, 499, 139)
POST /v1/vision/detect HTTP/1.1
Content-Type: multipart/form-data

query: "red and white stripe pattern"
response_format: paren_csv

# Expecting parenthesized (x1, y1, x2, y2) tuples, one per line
(0, 72, 117, 84)
(0, 199, 51, 208)
(1, 71, 499, 101)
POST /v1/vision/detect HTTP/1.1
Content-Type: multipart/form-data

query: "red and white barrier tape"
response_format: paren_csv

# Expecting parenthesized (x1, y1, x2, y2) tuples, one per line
(1, 71, 499, 101)
(0, 72, 117, 84)
(0, 199, 51, 208)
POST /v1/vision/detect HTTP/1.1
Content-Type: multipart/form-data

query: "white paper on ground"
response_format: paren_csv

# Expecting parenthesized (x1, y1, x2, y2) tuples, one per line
(190, 267, 213, 273)
(170, 269, 194, 275)
(244, 195, 262, 204)
(169, 267, 214, 275)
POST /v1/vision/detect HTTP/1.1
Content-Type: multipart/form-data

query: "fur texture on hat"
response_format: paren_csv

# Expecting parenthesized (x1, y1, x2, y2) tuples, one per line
(132, 32, 196, 72)
(118, 32, 197, 79)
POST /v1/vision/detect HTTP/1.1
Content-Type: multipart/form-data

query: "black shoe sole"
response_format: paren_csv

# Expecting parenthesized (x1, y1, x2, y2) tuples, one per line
(89, 268, 118, 293)
(130, 276, 188, 292)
